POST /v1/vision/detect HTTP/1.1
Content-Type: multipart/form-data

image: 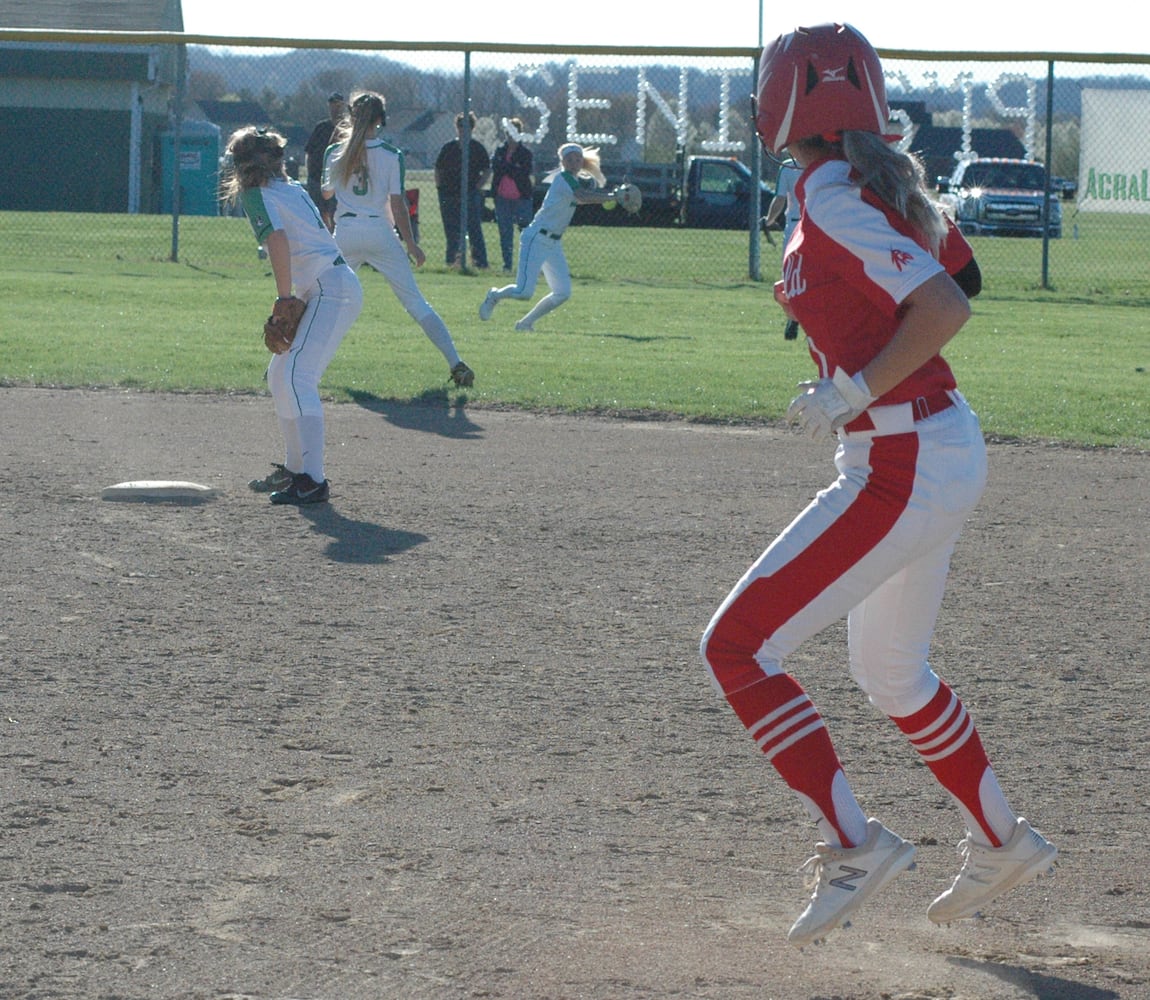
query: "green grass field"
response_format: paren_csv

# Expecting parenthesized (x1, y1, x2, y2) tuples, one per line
(1, 210, 1146, 448)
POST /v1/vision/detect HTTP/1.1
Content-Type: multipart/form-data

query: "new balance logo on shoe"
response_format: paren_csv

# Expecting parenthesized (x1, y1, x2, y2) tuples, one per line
(829, 865, 868, 891)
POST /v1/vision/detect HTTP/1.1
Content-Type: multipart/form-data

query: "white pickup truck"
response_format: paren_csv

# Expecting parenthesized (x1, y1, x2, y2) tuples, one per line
(936, 157, 1062, 239)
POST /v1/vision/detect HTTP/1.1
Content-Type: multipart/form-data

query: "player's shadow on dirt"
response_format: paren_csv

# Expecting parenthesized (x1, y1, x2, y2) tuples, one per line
(948, 956, 1120, 999)
(298, 504, 427, 564)
(345, 387, 483, 439)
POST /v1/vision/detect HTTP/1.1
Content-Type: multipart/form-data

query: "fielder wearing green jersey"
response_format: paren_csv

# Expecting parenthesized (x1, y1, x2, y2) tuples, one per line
(324, 91, 474, 388)
(478, 143, 619, 332)
(225, 125, 363, 506)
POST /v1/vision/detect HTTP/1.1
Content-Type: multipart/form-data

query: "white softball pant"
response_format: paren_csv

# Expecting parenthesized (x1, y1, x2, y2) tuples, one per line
(700, 393, 988, 718)
(334, 216, 434, 320)
(489, 227, 571, 312)
(334, 216, 461, 365)
(266, 263, 363, 420)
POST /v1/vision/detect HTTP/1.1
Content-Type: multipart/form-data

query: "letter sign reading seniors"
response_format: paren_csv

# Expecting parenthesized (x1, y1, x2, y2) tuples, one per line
(505, 62, 746, 155)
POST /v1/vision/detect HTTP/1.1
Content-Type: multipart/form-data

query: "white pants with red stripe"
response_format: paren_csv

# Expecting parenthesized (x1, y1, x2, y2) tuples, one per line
(701, 393, 987, 719)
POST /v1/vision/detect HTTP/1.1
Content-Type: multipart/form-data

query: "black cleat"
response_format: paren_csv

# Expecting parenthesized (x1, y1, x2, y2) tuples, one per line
(249, 463, 294, 493)
(450, 361, 475, 387)
(270, 472, 330, 506)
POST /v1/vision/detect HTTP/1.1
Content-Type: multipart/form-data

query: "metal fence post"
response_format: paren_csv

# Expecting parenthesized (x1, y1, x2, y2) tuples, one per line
(169, 42, 186, 264)
(1042, 59, 1055, 290)
(460, 51, 472, 273)
(748, 53, 762, 282)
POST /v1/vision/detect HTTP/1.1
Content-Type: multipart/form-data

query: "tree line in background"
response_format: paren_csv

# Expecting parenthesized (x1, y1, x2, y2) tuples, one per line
(188, 46, 1149, 176)
(188, 51, 749, 165)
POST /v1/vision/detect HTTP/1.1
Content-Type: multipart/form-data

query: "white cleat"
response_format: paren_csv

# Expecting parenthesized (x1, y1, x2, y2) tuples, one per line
(787, 818, 917, 948)
(927, 817, 1057, 924)
(479, 289, 498, 321)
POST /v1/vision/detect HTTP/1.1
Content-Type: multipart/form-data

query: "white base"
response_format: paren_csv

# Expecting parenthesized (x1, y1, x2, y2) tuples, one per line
(101, 480, 219, 501)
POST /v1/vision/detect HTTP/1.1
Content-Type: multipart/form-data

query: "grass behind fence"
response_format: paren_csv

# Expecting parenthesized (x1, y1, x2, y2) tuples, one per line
(1, 211, 1147, 448)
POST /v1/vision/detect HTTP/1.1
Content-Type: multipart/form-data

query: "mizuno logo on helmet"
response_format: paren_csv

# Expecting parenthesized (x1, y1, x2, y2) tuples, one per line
(806, 56, 863, 99)
(820, 57, 862, 89)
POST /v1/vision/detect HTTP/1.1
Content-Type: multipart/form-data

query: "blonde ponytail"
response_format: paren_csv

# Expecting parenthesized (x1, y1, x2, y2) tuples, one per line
(333, 92, 385, 188)
(841, 131, 947, 255)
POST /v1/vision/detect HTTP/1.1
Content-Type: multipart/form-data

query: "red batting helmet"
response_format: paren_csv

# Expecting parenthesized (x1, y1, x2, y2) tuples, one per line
(756, 23, 892, 155)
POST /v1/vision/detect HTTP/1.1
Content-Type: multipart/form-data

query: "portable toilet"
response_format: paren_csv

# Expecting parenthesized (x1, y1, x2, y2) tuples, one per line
(160, 120, 222, 215)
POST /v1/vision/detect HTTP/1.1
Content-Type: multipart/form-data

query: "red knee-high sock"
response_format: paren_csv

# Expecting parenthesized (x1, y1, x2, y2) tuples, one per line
(892, 681, 1004, 846)
(727, 674, 859, 846)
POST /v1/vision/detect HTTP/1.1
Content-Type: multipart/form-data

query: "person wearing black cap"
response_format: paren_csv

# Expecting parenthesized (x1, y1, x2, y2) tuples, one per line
(304, 92, 346, 231)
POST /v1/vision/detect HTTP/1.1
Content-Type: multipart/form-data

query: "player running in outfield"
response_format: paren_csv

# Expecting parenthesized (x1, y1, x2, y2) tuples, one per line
(323, 91, 474, 388)
(699, 23, 1056, 948)
(478, 143, 618, 332)
(225, 125, 363, 506)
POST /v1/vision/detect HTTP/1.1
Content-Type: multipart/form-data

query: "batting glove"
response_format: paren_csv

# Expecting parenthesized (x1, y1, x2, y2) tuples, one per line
(773, 280, 797, 320)
(786, 368, 875, 441)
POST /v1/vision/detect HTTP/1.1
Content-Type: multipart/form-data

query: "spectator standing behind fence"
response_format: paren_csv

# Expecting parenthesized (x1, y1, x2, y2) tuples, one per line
(700, 22, 1054, 948)
(490, 117, 535, 273)
(478, 143, 617, 332)
(225, 125, 363, 506)
(435, 112, 490, 269)
(764, 156, 804, 339)
(305, 92, 346, 232)
(322, 92, 474, 388)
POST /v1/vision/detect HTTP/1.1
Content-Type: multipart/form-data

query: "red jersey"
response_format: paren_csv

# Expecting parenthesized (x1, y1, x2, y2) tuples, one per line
(782, 156, 972, 405)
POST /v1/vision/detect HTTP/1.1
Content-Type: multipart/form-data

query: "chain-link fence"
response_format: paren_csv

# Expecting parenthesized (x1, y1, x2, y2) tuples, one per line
(3, 30, 1150, 299)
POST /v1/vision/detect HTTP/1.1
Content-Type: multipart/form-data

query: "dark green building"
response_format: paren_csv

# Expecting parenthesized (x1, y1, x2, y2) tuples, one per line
(0, 0, 189, 213)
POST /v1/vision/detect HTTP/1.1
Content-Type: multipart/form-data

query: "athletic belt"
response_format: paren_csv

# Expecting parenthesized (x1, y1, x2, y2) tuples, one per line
(841, 390, 955, 435)
(338, 212, 379, 218)
(538, 228, 562, 240)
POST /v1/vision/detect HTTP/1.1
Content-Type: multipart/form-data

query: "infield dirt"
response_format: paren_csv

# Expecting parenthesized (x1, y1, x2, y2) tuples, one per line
(2, 386, 1147, 1000)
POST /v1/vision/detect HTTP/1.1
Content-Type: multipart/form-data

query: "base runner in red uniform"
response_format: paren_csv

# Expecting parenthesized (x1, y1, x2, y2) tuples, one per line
(699, 23, 1056, 948)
